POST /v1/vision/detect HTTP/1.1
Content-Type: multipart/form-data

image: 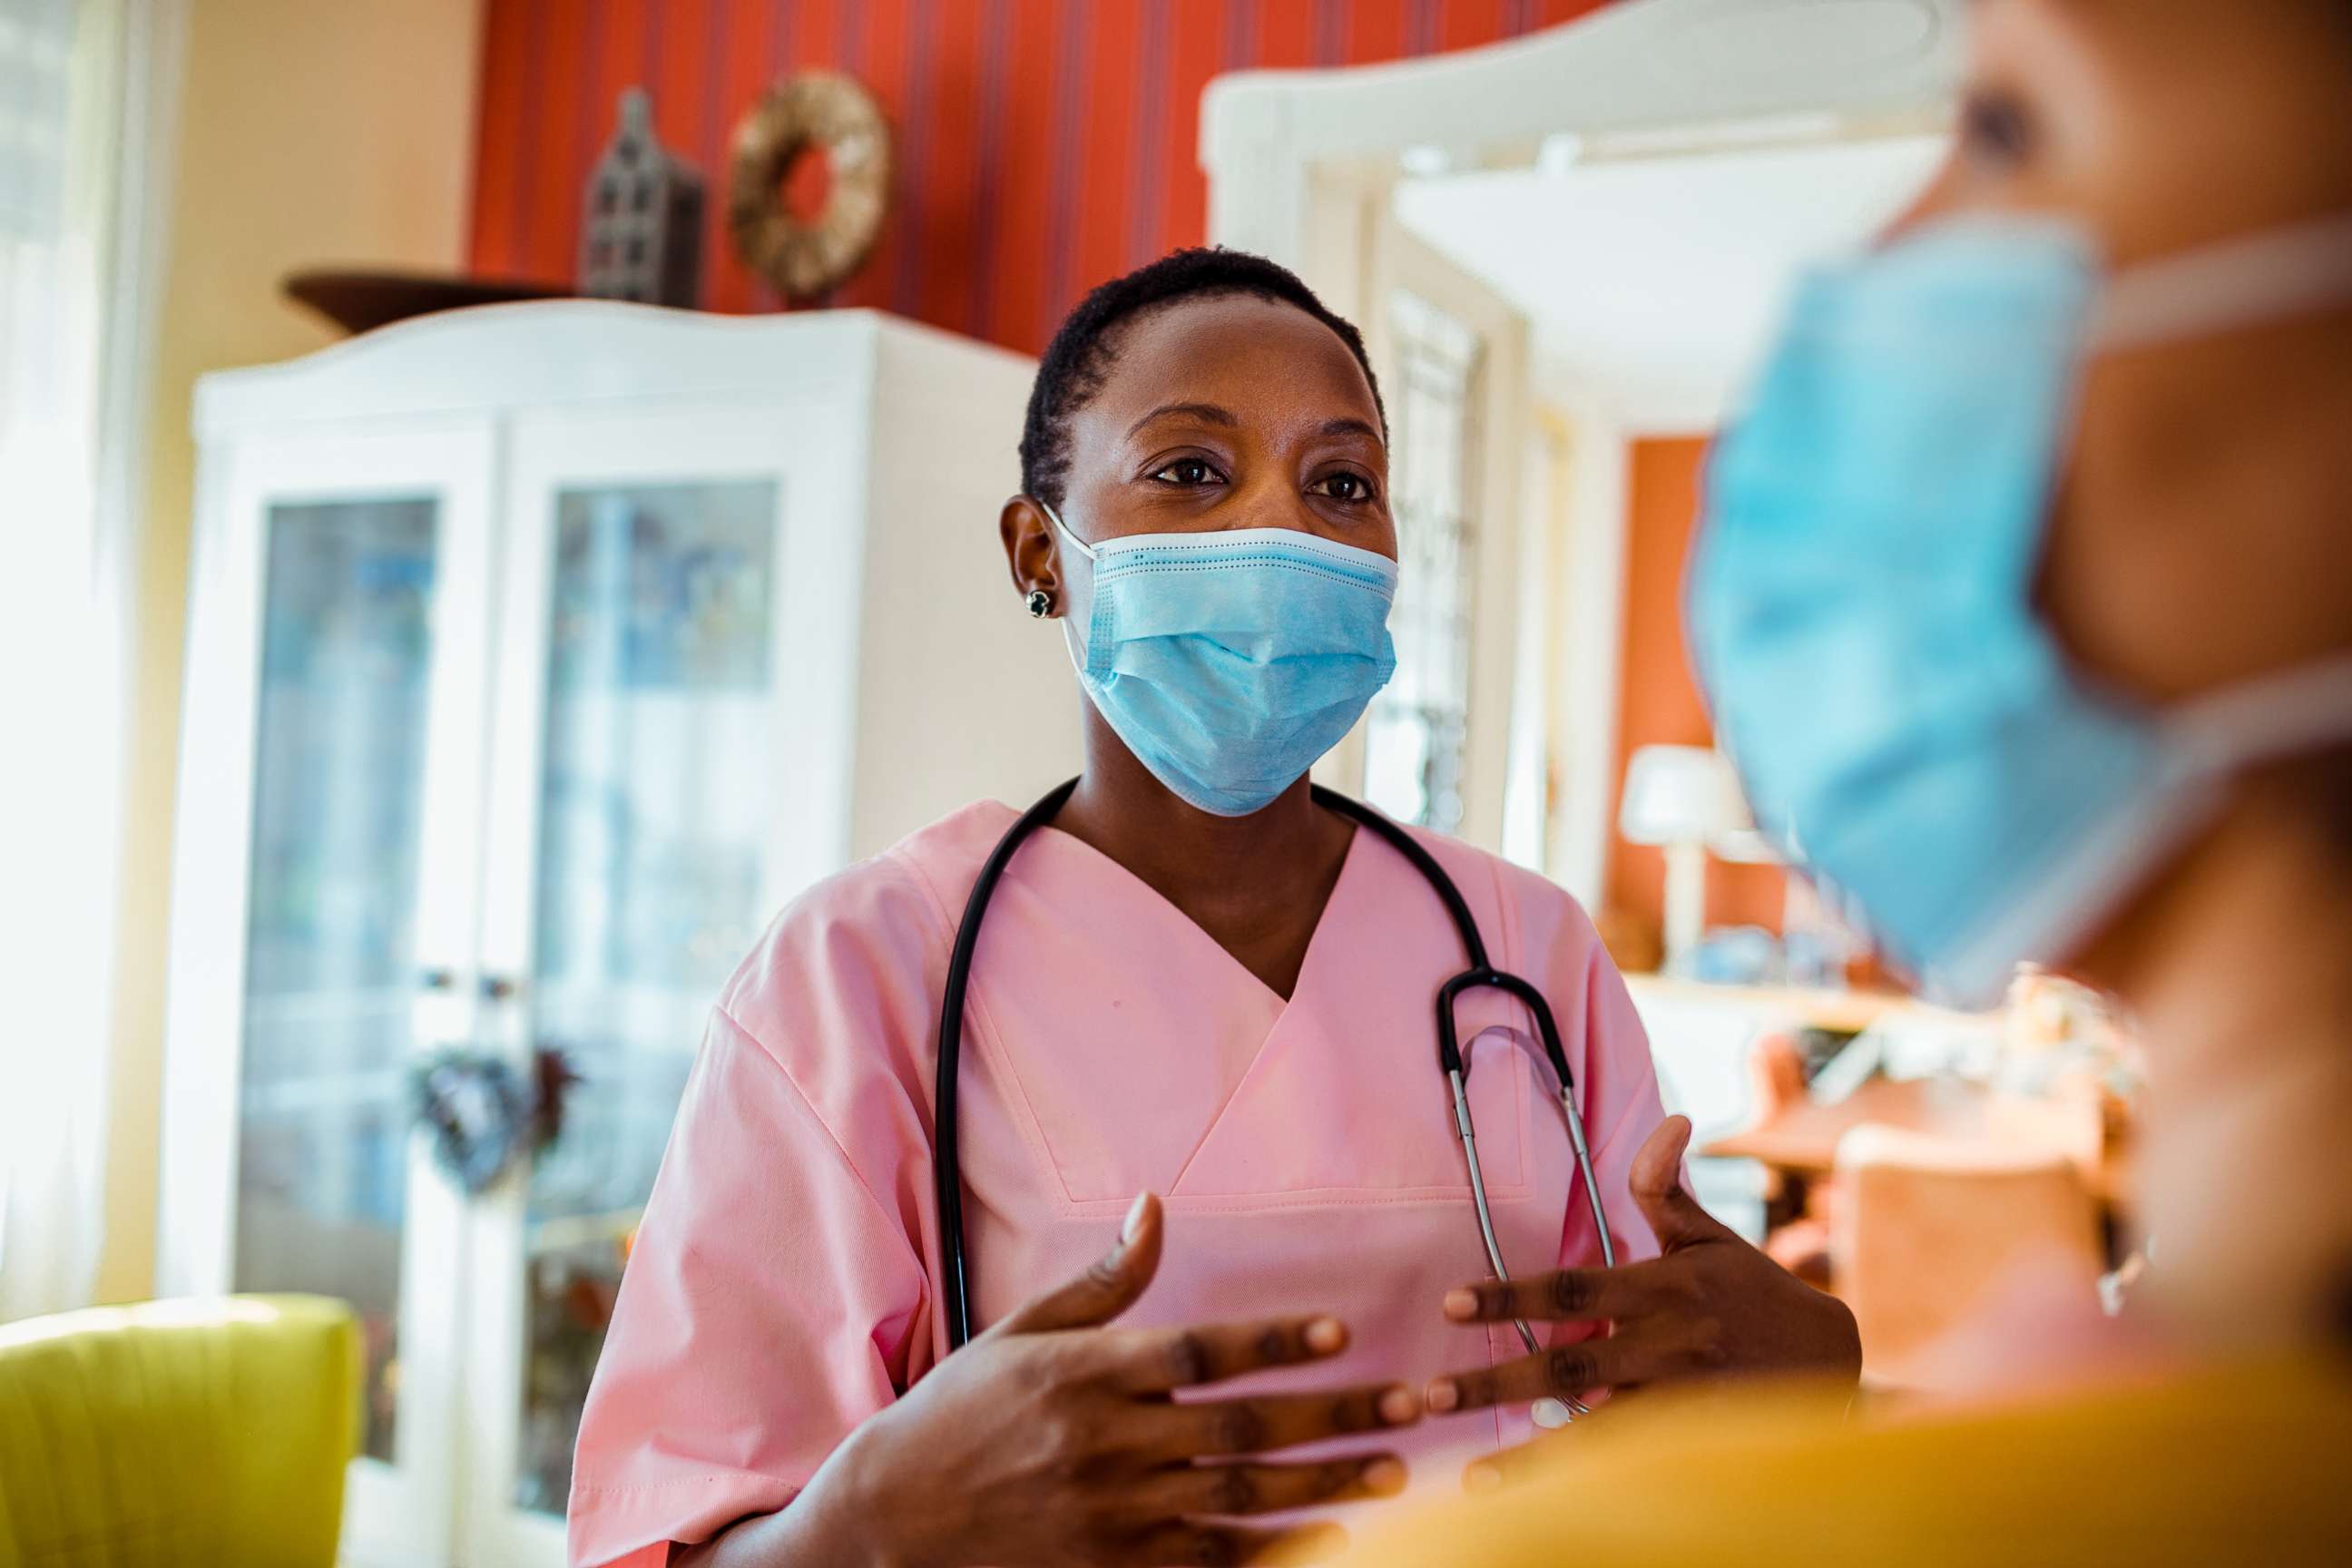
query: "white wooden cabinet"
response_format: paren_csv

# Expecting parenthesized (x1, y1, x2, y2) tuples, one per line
(158, 304, 1074, 1567)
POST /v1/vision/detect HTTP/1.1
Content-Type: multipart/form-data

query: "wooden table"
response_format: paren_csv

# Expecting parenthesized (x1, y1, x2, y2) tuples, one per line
(1702, 1073, 2132, 1208)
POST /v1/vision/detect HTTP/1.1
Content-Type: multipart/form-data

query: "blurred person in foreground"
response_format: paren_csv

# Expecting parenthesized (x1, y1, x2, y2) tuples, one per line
(1345, 0, 2352, 1561)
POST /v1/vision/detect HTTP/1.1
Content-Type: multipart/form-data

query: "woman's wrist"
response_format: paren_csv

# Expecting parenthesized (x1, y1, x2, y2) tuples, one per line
(789, 1412, 927, 1568)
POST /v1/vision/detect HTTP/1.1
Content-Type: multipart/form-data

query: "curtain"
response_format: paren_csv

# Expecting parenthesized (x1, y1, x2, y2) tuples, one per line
(0, 0, 171, 1321)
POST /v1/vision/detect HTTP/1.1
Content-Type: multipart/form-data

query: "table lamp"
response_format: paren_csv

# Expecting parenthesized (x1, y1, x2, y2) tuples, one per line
(1619, 744, 1757, 974)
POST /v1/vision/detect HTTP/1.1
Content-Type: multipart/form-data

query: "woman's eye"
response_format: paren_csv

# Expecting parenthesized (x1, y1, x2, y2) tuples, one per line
(1312, 473, 1377, 504)
(1149, 458, 1224, 486)
(1957, 88, 2035, 170)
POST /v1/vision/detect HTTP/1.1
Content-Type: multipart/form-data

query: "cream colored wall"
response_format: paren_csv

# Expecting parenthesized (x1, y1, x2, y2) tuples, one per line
(852, 325, 1082, 859)
(95, 0, 485, 1302)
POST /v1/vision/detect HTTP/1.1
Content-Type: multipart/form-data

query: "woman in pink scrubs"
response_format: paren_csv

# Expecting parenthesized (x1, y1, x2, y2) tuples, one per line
(570, 250, 1858, 1568)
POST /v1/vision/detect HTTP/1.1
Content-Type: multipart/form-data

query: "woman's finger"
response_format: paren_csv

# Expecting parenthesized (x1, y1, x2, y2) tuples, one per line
(1125, 1521, 1348, 1566)
(1100, 1315, 1352, 1393)
(1132, 1454, 1407, 1519)
(1146, 1382, 1421, 1460)
(1626, 1115, 1738, 1253)
(1440, 1259, 1670, 1325)
(1423, 1332, 1671, 1414)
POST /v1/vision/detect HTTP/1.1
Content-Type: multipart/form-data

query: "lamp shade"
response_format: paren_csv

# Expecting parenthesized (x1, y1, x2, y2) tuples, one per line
(1619, 744, 1753, 847)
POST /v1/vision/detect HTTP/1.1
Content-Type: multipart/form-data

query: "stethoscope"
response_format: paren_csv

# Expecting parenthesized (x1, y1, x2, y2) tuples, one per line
(933, 778, 1618, 1426)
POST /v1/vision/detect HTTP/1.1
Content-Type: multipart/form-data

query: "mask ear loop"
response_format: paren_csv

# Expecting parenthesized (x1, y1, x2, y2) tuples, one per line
(2161, 651, 2352, 779)
(2092, 212, 2352, 352)
(1037, 499, 1096, 561)
(1037, 501, 1094, 677)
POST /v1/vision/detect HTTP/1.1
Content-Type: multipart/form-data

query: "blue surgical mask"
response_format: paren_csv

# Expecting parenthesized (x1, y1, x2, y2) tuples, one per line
(1044, 505, 1398, 817)
(1690, 213, 2352, 1005)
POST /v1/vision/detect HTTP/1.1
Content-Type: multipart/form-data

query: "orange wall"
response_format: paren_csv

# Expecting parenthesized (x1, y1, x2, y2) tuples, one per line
(1604, 437, 1786, 939)
(467, 0, 1616, 356)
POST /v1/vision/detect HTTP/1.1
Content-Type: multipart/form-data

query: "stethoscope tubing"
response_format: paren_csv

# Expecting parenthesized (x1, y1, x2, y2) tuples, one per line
(934, 778, 1079, 1349)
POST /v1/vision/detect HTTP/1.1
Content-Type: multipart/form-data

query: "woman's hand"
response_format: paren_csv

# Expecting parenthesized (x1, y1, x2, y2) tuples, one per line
(1425, 1117, 1861, 1427)
(713, 1192, 1420, 1568)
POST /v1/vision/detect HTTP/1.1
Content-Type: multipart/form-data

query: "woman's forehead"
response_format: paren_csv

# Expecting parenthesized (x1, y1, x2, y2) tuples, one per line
(1081, 295, 1383, 437)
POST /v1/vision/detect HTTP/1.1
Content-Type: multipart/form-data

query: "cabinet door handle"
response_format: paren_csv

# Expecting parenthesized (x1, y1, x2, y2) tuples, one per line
(418, 967, 457, 992)
(479, 975, 523, 1003)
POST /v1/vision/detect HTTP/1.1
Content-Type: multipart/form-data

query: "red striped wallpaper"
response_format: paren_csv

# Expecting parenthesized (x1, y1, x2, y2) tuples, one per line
(468, 0, 1617, 356)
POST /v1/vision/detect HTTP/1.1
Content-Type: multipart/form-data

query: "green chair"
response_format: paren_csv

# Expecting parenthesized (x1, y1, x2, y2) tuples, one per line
(0, 1295, 361, 1568)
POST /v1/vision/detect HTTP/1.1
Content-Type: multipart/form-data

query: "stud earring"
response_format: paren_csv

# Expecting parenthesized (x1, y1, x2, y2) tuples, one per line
(1025, 588, 1053, 619)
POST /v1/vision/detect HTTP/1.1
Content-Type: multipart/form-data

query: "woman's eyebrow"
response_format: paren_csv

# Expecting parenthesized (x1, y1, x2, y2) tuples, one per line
(1127, 401, 1240, 436)
(1318, 416, 1382, 442)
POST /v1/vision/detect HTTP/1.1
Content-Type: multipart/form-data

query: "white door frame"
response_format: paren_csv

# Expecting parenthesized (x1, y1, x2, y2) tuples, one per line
(1202, 0, 1961, 270)
(1203, 0, 1961, 877)
(1345, 216, 1532, 852)
(158, 418, 499, 1568)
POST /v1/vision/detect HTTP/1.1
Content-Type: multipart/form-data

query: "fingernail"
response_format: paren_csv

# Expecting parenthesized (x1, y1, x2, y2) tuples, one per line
(1425, 1379, 1460, 1415)
(1362, 1457, 1407, 1494)
(1378, 1385, 1420, 1425)
(1442, 1289, 1478, 1321)
(1304, 1317, 1347, 1354)
(1464, 1461, 1502, 1494)
(1121, 1191, 1151, 1244)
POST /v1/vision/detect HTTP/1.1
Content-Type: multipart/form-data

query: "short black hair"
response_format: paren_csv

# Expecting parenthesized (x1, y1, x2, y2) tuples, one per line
(1018, 247, 1386, 510)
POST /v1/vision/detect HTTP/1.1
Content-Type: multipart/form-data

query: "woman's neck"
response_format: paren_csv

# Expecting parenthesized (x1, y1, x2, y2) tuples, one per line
(1050, 712, 1357, 1000)
(2094, 789, 2352, 1354)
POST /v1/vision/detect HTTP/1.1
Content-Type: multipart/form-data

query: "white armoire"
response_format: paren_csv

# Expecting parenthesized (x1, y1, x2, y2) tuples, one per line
(157, 304, 1077, 1567)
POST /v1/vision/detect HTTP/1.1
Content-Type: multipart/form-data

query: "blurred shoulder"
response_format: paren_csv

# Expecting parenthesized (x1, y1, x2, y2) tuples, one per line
(1345, 1356, 2352, 1568)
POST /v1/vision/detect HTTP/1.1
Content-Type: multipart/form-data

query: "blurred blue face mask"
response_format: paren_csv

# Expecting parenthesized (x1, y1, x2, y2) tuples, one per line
(1691, 213, 2352, 1005)
(1044, 505, 1397, 817)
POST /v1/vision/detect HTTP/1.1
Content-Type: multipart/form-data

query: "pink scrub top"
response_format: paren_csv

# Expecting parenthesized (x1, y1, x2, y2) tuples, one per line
(567, 801, 1668, 1567)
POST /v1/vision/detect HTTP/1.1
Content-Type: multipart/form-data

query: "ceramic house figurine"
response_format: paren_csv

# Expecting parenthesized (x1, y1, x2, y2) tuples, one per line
(579, 87, 705, 307)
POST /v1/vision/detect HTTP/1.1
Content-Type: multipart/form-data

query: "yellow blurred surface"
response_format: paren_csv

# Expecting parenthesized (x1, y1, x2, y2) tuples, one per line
(0, 1294, 361, 1568)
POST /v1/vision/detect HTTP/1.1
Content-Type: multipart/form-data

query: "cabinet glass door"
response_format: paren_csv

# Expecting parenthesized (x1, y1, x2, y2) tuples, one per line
(512, 479, 779, 1514)
(465, 406, 805, 1566)
(236, 497, 439, 1461)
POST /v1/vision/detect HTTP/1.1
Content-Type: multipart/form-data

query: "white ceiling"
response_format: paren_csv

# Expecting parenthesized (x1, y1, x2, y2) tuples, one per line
(1392, 134, 1949, 432)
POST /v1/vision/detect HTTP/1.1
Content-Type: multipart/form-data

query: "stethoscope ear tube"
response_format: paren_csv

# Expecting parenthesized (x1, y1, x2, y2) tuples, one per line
(1450, 1067, 1541, 1358)
(1465, 973, 1616, 1238)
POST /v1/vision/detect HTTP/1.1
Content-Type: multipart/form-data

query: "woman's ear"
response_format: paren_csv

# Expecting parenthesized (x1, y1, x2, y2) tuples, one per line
(1000, 495, 1064, 618)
